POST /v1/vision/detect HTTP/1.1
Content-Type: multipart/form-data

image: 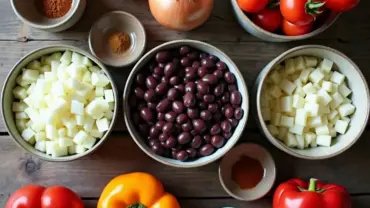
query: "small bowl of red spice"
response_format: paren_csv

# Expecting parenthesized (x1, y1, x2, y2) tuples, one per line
(219, 143, 276, 201)
(11, 0, 86, 32)
(88, 11, 146, 67)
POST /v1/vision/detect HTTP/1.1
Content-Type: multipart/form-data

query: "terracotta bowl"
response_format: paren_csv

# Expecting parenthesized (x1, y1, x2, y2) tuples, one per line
(89, 11, 146, 68)
(11, 0, 86, 32)
(254, 45, 370, 159)
(1, 45, 119, 162)
(219, 143, 276, 201)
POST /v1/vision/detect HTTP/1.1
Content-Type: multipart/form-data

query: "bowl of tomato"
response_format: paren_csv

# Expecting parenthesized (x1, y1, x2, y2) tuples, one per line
(231, 0, 359, 42)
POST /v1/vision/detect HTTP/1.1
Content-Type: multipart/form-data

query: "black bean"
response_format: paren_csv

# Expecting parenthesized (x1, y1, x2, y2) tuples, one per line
(178, 132, 191, 144)
(164, 63, 175, 77)
(154, 67, 164, 76)
(165, 111, 177, 122)
(149, 139, 159, 147)
(181, 120, 193, 132)
(224, 106, 234, 119)
(136, 73, 145, 85)
(223, 132, 232, 139)
(176, 150, 189, 161)
(234, 107, 244, 120)
(214, 83, 225, 97)
(210, 124, 221, 135)
(202, 74, 218, 85)
(192, 61, 201, 68)
(185, 82, 196, 93)
(191, 136, 203, 149)
(160, 76, 169, 83)
(211, 135, 225, 148)
(167, 88, 179, 101)
(201, 58, 215, 68)
(176, 113, 188, 124)
(208, 104, 218, 113)
(144, 89, 156, 102)
(157, 112, 166, 121)
(146, 76, 158, 89)
(197, 81, 210, 94)
(155, 82, 168, 95)
(213, 69, 223, 79)
(209, 55, 219, 62)
(165, 136, 177, 148)
(224, 72, 236, 84)
(163, 123, 174, 134)
(134, 87, 145, 99)
(152, 143, 165, 155)
(200, 53, 209, 60)
(221, 92, 230, 104)
(193, 119, 206, 133)
(216, 61, 227, 70)
(158, 133, 168, 142)
(187, 108, 199, 119)
(200, 110, 212, 121)
(203, 134, 212, 144)
(197, 67, 208, 78)
(213, 113, 222, 122)
(228, 118, 239, 128)
(203, 94, 215, 104)
(188, 51, 199, 60)
(147, 102, 157, 110)
(140, 108, 153, 121)
(184, 92, 196, 108)
(169, 76, 179, 85)
(221, 120, 232, 133)
(230, 91, 242, 105)
(181, 57, 191, 67)
(155, 121, 166, 130)
(228, 84, 237, 92)
(200, 144, 215, 156)
(180, 46, 191, 56)
(156, 51, 170, 63)
(172, 101, 185, 113)
(186, 148, 197, 159)
(156, 99, 171, 113)
(175, 84, 185, 93)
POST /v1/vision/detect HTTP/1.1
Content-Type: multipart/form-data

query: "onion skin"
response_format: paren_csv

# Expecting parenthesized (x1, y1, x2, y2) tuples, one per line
(149, 0, 214, 31)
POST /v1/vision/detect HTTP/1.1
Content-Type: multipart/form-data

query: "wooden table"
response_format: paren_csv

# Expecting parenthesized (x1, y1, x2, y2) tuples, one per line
(1, 0, 370, 207)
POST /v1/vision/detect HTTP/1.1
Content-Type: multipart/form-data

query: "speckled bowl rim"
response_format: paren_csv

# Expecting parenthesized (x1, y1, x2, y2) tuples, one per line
(123, 39, 249, 168)
(10, 0, 82, 29)
(1, 45, 119, 162)
(255, 45, 370, 160)
(230, 0, 340, 41)
(88, 11, 147, 68)
(218, 143, 276, 201)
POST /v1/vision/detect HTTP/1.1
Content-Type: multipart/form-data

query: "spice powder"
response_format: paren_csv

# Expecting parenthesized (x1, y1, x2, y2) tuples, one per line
(231, 155, 264, 189)
(37, 0, 72, 19)
(108, 32, 131, 55)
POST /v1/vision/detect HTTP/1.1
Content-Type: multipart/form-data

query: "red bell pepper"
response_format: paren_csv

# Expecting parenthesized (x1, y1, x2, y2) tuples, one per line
(273, 178, 351, 208)
(5, 185, 84, 208)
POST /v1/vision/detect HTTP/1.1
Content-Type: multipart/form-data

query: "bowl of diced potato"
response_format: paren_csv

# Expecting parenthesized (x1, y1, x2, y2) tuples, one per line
(1, 45, 118, 161)
(254, 45, 370, 159)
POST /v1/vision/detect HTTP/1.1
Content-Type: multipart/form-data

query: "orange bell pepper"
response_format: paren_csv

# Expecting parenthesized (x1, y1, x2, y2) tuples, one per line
(98, 172, 181, 208)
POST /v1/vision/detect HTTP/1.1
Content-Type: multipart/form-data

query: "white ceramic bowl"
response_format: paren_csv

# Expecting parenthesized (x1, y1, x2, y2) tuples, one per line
(219, 143, 276, 201)
(230, 0, 339, 42)
(123, 39, 249, 168)
(254, 45, 370, 159)
(11, 0, 86, 32)
(1, 45, 119, 162)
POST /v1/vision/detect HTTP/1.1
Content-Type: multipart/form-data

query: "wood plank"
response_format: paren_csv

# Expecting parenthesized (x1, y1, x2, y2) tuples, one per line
(1, 40, 370, 132)
(0, 131, 370, 202)
(0, 0, 370, 42)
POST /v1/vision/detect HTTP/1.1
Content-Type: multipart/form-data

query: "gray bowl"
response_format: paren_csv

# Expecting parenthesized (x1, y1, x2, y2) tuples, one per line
(1, 45, 119, 162)
(123, 40, 249, 168)
(230, 0, 340, 42)
(11, 0, 86, 32)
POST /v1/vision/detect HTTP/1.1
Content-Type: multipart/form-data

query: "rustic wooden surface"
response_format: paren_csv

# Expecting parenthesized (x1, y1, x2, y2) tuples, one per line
(0, 0, 370, 207)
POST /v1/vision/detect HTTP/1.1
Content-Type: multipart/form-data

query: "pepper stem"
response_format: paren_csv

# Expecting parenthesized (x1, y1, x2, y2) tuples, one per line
(308, 178, 318, 192)
(305, 0, 325, 15)
(128, 203, 146, 208)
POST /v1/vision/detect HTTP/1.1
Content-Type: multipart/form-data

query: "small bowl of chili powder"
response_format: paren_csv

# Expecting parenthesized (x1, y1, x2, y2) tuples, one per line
(219, 143, 276, 201)
(88, 11, 146, 67)
(11, 0, 86, 32)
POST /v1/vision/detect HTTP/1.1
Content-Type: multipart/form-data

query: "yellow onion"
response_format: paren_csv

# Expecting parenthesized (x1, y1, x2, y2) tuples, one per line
(149, 0, 214, 31)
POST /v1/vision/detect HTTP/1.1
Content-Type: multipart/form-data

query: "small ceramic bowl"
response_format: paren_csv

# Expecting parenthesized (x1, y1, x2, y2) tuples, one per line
(219, 143, 276, 201)
(11, 0, 86, 32)
(89, 11, 146, 68)
(254, 45, 370, 159)
(1, 45, 119, 162)
(230, 0, 339, 42)
(123, 39, 249, 168)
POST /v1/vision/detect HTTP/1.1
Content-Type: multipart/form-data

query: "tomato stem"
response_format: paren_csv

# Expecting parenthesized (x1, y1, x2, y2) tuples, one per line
(308, 178, 318, 192)
(305, 0, 325, 15)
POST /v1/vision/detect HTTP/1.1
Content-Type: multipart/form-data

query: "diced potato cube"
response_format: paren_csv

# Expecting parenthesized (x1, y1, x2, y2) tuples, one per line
(271, 113, 281, 126)
(277, 127, 288, 141)
(294, 56, 305, 71)
(295, 109, 308, 126)
(329, 110, 338, 121)
(52, 145, 68, 157)
(267, 124, 279, 137)
(320, 105, 330, 114)
(95, 87, 104, 97)
(316, 135, 332, 147)
(68, 64, 87, 80)
(73, 130, 89, 144)
(284, 111, 296, 117)
(304, 56, 318, 67)
(342, 97, 352, 104)
(269, 71, 282, 84)
(269, 85, 282, 98)
(35, 141, 46, 152)
(335, 120, 349, 134)
(319, 58, 334, 73)
(338, 84, 352, 97)
(311, 137, 317, 147)
(284, 132, 298, 147)
(16, 112, 29, 119)
(76, 145, 87, 154)
(90, 127, 104, 138)
(60, 50, 72, 64)
(52, 98, 68, 113)
(304, 132, 316, 148)
(281, 96, 293, 112)
(292, 94, 305, 109)
(83, 116, 95, 132)
(331, 83, 338, 93)
(22, 69, 39, 83)
(338, 103, 355, 117)
(59, 137, 74, 147)
(34, 131, 46, 142)
(302, 83, 317, 94)
(305, 94, 318, 103)
(91, 72, 110, 87)
(58, 128, 67, 137)
(309, 68, 325, 83)
(330, 71, 345, 85)
(67, 126, 78, 137)
(108, 102, 114, 111)
(85, 99, 109, 119)
(322, 81, 333, 92)
(296, 135, 305, 149)
(50, 52, 62, 61)
(96, 118, 110, 132)
(294, 86, 306, 97)
(71, 100, 84, 115)
(316, 125, 330, 135)
(12, 102, 27, 112)
(294, 79, 302, 88)
(82, 57, 93, 67)
(22, 128, 35, 142)
(289, 124, 305, 135)
(82, 136, 96, 149)
(76, 115, 84, 126)
(72, 52, 84, 64)
(104, 89, 114, 103)
(62, 116, 77, 129)
(299, 68, 313, 83)
(304, 103, 320, 117)
(317, 89, 332, 106)
(27, 60, 41, 70)
(280, 79, 296, 95)
(16, 119, 27, 132)
(330, 92, 344, 110)
(13, 86, 28, 99)
(46, 125, 58, 140)
(26, 120, 33, 128)
(328, 124, 337, 137)
(56, 62, 70, 80)
(308, 116, 323, 128)
(31, 122, 45, 133)
(45, 71, 57, 82)
(68, 145, 76, 154)
(280, 116, 294, 128)
(285, 58, 295, 75)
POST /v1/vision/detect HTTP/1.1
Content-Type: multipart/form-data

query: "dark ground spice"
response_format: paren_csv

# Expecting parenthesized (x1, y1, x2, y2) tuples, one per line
(37, 0, 72, 19)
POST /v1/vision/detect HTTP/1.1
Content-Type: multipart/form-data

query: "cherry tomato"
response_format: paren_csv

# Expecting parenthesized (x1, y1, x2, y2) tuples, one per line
(325, 0, 359, 12)
(5, 185, 84, 208)
(237, 0, 269, 13)
(280, 0, 325, 26)
(282, 19, 313, 36)
(252, 9, 282, 32)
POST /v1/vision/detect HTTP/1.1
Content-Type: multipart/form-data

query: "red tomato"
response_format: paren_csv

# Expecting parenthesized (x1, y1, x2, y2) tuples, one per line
(282, 19, 313, 36)
(252, 9, 282, 32)
(237, 0, 269, 13)
(5, 185, 84, 208)
(280, 0, 325, 26)
(325, 0, 359, 12)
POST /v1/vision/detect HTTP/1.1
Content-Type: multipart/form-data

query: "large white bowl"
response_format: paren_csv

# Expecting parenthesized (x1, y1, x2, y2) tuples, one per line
(123, 40, 249, 168)
(254, 45, 370, 159)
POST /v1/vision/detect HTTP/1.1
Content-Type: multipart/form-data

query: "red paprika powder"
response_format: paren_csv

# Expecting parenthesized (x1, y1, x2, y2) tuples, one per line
(37, 0, 72, 19)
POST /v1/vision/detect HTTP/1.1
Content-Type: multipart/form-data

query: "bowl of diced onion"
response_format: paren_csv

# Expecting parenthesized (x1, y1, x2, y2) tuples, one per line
(254, 45, 370, 159)
(1, 45, 118, 161)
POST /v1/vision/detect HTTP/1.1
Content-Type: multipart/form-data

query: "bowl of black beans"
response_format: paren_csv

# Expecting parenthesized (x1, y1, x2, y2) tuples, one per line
(123, 39, 249, 168)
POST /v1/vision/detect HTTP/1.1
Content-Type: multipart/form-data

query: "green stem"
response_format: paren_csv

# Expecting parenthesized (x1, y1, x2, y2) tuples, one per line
(128, 203, 146, 208)
(305, 0, 325, 15)
(308, 178, 318, 192)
